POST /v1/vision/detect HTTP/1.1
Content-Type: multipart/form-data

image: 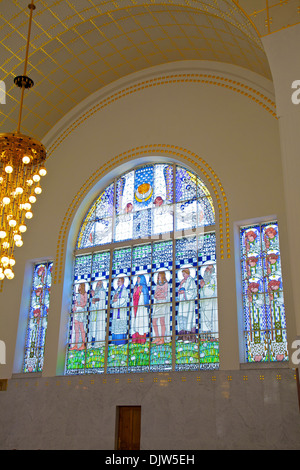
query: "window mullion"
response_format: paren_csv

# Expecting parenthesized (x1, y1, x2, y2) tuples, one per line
(171, 163, 176, 371)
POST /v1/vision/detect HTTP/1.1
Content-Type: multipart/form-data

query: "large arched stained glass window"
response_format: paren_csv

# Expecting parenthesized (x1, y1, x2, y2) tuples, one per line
(65, 163, 219, 375)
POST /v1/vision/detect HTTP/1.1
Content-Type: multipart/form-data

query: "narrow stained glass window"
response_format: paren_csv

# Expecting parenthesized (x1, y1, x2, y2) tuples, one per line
(66, 163, 219, 374)
(24, 261, 53, 373)
(240, 221, 288, 363)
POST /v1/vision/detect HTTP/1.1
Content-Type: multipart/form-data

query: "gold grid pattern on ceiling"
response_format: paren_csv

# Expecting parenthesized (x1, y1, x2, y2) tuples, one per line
(0, 0, 271, 141)
(237, 0, 300, 36)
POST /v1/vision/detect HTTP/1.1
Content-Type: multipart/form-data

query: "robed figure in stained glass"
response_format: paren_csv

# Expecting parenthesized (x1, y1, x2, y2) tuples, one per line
(152, 270, 170, 345)
(177, 268, 197, 340)
(131, 274, 149, 344)
(199, 262, 218, 333)
(70, 282, 87, 351)
(90, 280, 106, 343)
(111, 276, 128, 345)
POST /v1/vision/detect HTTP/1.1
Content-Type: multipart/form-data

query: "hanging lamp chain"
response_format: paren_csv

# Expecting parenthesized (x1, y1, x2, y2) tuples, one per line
(15, 1, 36, 133)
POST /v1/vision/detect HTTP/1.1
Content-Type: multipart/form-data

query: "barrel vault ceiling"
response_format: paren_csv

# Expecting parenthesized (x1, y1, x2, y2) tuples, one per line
(0, 0, 298, 141)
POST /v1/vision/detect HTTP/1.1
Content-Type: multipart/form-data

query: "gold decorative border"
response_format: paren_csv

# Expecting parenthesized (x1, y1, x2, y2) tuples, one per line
(12, 370, 296, 387)
(46, 73, 276, 158)
(53, 144, 230, 285)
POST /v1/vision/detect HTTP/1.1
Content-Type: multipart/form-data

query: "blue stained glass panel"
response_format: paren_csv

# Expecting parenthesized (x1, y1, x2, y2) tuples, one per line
(74, 254, 92, 281)
(176, 236, 197, 265)
(133, 208, 151, 239)
(132, 244, 152, 273)
(134, 165, 154, 210)
(91, 251, 110, 278)
(96, 183, 114, 218)
(198, 197, 215, 226)
(176, 166, 197, 202)
(113, 247, 131, 275)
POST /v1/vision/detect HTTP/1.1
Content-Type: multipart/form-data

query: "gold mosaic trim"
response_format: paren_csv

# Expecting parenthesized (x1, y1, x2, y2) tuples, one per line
(12, 371, 295, 387)
(53, 144, 229, 285)
(46, 73, 276, 158)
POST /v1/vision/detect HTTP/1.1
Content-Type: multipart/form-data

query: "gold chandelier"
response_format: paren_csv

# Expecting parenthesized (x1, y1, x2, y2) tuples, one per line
(0, 1, 47, 280)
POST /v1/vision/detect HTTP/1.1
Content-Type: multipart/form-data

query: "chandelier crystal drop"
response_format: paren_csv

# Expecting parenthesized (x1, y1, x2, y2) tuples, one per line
(0, 1, 47, 280)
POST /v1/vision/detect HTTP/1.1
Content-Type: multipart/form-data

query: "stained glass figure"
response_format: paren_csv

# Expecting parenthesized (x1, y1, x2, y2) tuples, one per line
(130, 244, 151, 360)
(128, 266, 151, 372)
(152, 270, 171, 344)
(87, 279, 107, 371)
(149, 241, 173, 371)
(199, 262, 218, 333)
(89, 252, 110, 346)
(240, 222, 288, 363)
(107, 275, 130, 373)
(110, 275, 129, 345)
(173, 234, 219, 370)
(68, 163, 219, 375)
(70, 281, 88, 351)
(198, 232, 218, 334)
(107, 247, 132, 373)
(66, 255, 91, 372)
(130, 273, 150, 344)
(23, 261, 52, 373)
(175, 236, 198, 370)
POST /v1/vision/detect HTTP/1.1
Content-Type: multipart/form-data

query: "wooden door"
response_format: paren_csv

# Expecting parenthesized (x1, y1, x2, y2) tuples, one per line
(116, 406, 141, 450)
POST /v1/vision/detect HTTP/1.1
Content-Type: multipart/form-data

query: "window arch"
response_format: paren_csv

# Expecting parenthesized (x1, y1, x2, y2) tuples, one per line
(65, 163, 219, 375)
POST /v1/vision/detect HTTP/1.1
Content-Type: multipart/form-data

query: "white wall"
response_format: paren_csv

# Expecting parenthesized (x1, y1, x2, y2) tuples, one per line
(262, 24, 300, 340)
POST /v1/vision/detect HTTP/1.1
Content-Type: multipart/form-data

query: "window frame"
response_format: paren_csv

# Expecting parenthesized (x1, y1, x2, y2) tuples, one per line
(66, 162, 219, 374)
(238, 219, 289, 365)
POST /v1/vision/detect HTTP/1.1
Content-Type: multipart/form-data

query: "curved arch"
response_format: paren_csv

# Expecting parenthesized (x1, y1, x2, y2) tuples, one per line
(46, 71, 276, 158)
(53, 145, 230, 286)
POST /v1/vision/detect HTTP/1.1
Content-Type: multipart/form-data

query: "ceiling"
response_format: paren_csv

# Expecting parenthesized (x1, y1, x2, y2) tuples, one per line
(0, 0, 297, 142)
